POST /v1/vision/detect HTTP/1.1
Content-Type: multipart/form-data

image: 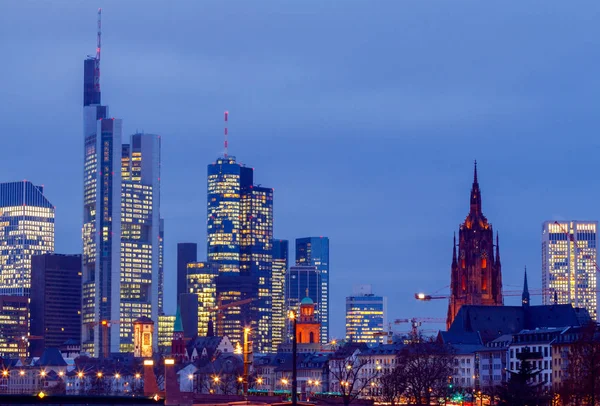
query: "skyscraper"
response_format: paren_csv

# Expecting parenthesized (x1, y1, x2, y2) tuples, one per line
(286, 265, 320, 342)
(158, 219, 165, 315)
(0, 296, 28, 358)
(295, 237, 329, 342)
(448, 163, 502, 329)
(187, 262, 219, 335)
(178, 243, 197, 302)
(0, 181, 55, 297)
(345, 285, 387, 344)
(30, 254, 82, 357)
(271, 240, 288, 350)
(119, 133, 161, 352)
(542, 221, 598, 320)
(206, 154, 273, 352)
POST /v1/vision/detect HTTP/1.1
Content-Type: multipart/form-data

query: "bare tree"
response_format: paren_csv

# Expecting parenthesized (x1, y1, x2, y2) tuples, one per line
(329, 357, 382, 406)
(394, 334, 454, 405)
(380, 368, 406, 406)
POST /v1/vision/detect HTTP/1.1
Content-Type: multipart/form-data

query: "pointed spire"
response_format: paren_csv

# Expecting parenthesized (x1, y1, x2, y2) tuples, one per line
(174, 304, 183, 333)
(207, 316, 215, 337)
(522, 267, 530, 308)
(473, 160, 478, 184)
(452, 233, 457, 266)
(495, 232, 501, 265)
(469, 161, 482, 215)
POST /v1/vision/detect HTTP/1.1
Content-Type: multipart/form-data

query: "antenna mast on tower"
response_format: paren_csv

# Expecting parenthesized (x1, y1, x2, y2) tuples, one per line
(95, 8, 102, 92)
(224, 111, 229, 158)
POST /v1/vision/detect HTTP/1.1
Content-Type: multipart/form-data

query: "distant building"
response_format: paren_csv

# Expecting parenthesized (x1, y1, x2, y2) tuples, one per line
(158, 314, 176, 354)
(0, 181, 55, 297)
(272, 240, 288, 350)
(177, 243, 197, 303)
(187, 262, 219, 336)
(508, 328, 559, 389)
(345, 285, 387, 344)
(477, 334, 511, 389)
(286, 266, 320, 342)
(179, 293, 199, 339)
(448, 163, 502, 329)
(542, 221, 598, 320)
(0, 296, 28, 358)
(30, 253, 82, 357)
(215, 274, 258, 347)
(296, 237, 329, 342)
(158, 219, 165, 315)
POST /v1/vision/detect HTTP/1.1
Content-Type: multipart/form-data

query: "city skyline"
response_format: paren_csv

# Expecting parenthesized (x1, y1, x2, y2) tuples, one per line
(3, 2, 600, 338)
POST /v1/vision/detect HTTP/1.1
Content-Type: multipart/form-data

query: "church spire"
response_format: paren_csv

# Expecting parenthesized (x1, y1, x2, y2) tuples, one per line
(470, 160, 482, 215)
(495, 232, 501, 265)
(522, 267, 530, 308)
(452, 233, 457, 266)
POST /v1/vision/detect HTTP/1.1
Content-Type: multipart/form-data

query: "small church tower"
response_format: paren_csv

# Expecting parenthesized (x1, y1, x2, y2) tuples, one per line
(171, 305, 186, 362)
(296, 296, 321, 344)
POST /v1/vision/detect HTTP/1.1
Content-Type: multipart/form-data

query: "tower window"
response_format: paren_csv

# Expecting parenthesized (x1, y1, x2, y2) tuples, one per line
(481, 258, 487, 268)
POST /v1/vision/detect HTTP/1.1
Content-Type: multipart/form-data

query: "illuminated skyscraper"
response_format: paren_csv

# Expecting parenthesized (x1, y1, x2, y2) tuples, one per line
(206, 154, 273, 352)
(542, 221, 598, 320)
(0, 181, 55, 297)
(187, 262, 219, 336)
(271, 240, 288, 350)
(345, 285, 386, 344)
(158, 219, 164, 315)
(118, 133, 161, 352)
(0, 296, 28, 358)
(295, 237, 329, 342)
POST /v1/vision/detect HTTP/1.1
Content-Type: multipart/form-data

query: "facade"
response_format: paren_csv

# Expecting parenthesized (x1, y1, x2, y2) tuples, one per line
(345, 285, 387, 344)
(215, 274, 259, 347)
(542, 221, 598, 320)
(158, 314, 176, 354)
(30, 254, 82, 357)
(272, 240, 288, 350)
(207, 155, 274, 352)
(477, 334, 510, 390)
(296, 297, 321, 345)
(508, 328, 560, 389)
(296, 237, 329, 343)
(177, 243, 197, 303)
(0, 296, 28, 358)
(179, 293, 199, 339)
(187, 262, 219, 336)
(0, 181, 55, 297)
(448, 163, 503, 328)
(286, 266, 320, 314)
(158, 219, 164, 315)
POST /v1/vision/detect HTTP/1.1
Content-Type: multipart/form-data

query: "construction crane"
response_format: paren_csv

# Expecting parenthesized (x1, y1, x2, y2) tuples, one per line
(207, 298, 256, 337)
(416, 289, 549, 301)
(394, 318, 445, 336)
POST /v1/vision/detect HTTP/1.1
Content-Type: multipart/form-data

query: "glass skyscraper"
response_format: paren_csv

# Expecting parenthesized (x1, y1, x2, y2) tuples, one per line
(0, 181, 55, 297)
(286, 265, 320, 342)
(542, 221, 598, 320)
(187, 261, 219, 336)
(345, 285, 387, 344)
(206, 156, 273, 352)
(295, 237, 329, 342)
(271, 240, 288, 350)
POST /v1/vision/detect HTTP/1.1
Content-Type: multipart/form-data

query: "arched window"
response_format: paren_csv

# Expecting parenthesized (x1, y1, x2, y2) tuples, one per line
(298, 332, 302, 343)
(309, 332, 315, 343)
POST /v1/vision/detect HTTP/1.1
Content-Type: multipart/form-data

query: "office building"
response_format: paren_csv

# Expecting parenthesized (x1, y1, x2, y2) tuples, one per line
(30, 254, 82, 357)
(0, 296, 28, 358)
(272, 240, 288, 350)
(0, 181, 55, 297)
(286, 265, 320, 342)
(177, 243, 197, 302)
(179, 293, 199, 339)
(207, 154, 274, 352)
(295, 237, 329, 342)
(215, 274, 259, 347)
(345, 285, 387, 344)
(448, 163, 502, 329)
(187, 262, 219, 336)
(542, 221, 598, 320)
(158, 219, 164, 315)
(158, 314, 176, 354)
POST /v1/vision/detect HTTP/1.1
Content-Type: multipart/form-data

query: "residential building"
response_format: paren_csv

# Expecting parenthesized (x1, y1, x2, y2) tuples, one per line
(477, 334, 511, 390)
(296, 237, 330, 343)
(272, 240, 288, 350)
(177, 243, 197, 303)
(0, 181, 55, 297)
(542, 221, 598, 320)
(0, 296, 28, 358)
(30, 254, 82, 357)
(508, 328, 560, 389)
(345, 285, 386, 344)
(448, 163, 502, 329)
(187, 262, 219, 336)
(357, 343, 402, 398)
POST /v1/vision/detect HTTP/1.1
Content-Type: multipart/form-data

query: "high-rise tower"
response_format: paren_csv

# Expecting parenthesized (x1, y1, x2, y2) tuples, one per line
(271, 240, 288, 350)
(447, 163, 503, 328)
(542, 221, 598, 320)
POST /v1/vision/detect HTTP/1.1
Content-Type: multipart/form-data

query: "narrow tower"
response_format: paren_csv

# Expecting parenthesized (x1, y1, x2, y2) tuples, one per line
(522, 267, 530, 308)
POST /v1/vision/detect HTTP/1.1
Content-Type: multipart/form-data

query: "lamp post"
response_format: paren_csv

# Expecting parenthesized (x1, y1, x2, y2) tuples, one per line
(289, 310, 297, 406)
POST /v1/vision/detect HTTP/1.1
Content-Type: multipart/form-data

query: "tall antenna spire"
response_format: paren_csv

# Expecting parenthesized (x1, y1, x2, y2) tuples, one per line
(224, 111, 229, 157)
(95, 8, 102, 92)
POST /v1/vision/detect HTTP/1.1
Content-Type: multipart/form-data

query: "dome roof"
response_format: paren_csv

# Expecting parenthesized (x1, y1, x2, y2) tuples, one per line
(301, 297, 314, 305)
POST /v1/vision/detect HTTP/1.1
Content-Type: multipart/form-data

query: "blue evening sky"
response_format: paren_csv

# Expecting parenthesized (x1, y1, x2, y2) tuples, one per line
(2, 1, 600, 338)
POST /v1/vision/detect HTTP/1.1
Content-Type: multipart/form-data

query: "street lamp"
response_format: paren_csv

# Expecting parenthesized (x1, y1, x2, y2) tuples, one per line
(288, 310, 298, 406)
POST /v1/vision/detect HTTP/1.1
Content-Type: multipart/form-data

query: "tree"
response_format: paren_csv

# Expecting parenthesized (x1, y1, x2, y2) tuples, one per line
(394, 334, 454, 405)
(329, 354, 382, 406)
(560, 323, 600, 406)
(380, 368, 406, 406)
(497, 348, 546, 406)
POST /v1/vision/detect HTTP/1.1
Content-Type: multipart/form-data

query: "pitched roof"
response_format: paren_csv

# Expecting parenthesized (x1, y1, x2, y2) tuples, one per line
(35, 348, 67, 367)
(174, 306, 183, 332)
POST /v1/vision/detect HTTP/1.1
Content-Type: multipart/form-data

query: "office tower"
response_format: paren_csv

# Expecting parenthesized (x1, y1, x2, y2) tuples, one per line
(187, 262, 219, 336)
(158, 314, 176, 354)
(295, 237, 329, 342)
(207, 154, 274, 352)
(177, 243, 197, 302)
(0, 296, 28, 358)
(179, 293, 200, 339)
(271, 240, 288, 350)
(0, 181, 55, 297)
(447, 163, 502, 329)
(286, 265, 320, 342)
(158, 219, 164, 315)
(30, 254, 82, 357)
(345, 285, 387, 344)
(215, 274, 258, 347)
(542, 221, 598, 320)
(119, 133, 161, 352)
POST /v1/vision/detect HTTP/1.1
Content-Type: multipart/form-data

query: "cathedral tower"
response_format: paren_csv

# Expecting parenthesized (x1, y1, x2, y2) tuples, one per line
(447, 162, 503, 328)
